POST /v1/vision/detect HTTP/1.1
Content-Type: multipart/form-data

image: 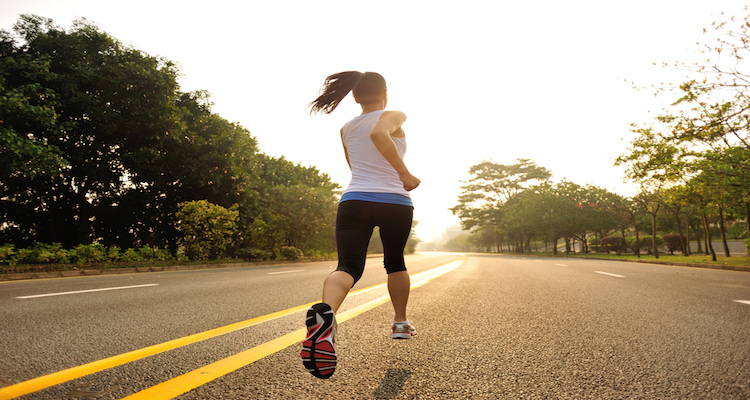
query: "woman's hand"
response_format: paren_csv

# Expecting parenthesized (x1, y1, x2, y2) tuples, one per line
(399, 171, 421, 191)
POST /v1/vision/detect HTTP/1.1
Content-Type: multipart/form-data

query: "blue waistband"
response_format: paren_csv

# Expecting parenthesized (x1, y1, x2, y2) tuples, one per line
(340, 192, 413, 207)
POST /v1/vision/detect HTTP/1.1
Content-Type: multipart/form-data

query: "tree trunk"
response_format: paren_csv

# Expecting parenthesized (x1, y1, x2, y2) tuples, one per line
(525, 234, 532, 254)
(651, 213, 659, 259)
(675, 212, 687, 256)
(683, 214, 691, 256)
(718, 205, 730, 257)
(552, 236, 559, 255)
(634, 230, 641, 257)
(695, 227, 702, 254)
(701, 210, 717, 261)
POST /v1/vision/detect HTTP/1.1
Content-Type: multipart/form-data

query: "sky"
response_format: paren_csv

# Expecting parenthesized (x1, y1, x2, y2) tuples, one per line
(1, 0, 748, 242)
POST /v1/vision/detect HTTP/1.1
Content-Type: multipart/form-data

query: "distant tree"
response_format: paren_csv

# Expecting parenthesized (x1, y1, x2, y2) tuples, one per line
(634, 187, 664, 258)
(451, 159, 551, 231)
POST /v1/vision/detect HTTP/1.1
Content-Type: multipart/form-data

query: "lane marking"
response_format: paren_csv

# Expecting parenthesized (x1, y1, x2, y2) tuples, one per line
(16, 284, 159, 299)
(734, 300, 750, 306)
(555, 264, 567, 267)
(594, 271, 626, 278)
(0, 258, 464, 400)
(266, 270, 305, 275)
(121, 258, 465, 400)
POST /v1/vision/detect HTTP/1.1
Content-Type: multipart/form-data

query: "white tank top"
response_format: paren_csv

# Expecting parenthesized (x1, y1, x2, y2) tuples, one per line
(341, 110, 410, 197)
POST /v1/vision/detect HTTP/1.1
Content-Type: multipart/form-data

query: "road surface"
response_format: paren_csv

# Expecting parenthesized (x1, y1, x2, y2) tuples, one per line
(1, 253, 748, 399)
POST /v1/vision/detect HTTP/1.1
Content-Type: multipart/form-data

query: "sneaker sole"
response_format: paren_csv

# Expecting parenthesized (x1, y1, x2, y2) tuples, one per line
(392, 332, 415, 339)
(301, 303, 337, 379)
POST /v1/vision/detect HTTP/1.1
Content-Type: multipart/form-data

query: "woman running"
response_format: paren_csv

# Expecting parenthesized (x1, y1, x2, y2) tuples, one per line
(301, 71, 420, 379)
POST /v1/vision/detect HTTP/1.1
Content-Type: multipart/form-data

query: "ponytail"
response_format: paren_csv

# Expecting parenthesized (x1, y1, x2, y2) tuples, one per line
(309, 71, 386, 115)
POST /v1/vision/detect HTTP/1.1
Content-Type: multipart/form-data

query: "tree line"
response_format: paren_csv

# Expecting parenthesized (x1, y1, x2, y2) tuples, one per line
(448, 12, 750, 258)
(0, 15, 339, 262)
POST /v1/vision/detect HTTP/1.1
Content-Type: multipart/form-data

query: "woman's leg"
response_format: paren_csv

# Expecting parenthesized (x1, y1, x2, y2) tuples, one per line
(387, 271, 410, 321)
(377, 204, 414, 322)
(322, 271, 354, 313)
(326, 201, 373, 312)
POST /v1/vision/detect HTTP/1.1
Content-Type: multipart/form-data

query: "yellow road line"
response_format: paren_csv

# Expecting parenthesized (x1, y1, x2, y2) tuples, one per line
(0, 258, 464, 400)
(123, 259, 464, 400)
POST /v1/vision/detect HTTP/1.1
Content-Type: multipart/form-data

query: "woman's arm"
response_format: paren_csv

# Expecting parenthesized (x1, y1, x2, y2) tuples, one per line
(340, 128, 351, 170)
(369, 111, 421, 191)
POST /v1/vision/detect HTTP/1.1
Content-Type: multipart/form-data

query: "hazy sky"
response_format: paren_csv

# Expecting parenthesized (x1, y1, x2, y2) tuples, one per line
(2, 0, 747, 242)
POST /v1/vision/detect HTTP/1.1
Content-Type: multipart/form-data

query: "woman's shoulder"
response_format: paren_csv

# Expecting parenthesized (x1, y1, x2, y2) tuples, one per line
(379, 110, 407, 124)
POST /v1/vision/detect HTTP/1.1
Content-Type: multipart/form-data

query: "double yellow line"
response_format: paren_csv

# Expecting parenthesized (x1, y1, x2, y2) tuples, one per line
(0, 259, 463, 400)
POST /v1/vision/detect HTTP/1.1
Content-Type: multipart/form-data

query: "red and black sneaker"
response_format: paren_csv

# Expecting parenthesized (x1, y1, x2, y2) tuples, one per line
(301, 303, 337, 379)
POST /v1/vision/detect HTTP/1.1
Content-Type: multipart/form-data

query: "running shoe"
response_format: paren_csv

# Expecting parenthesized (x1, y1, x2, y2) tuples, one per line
(392, 319, 417, 339)
(301, 303, 337, 379)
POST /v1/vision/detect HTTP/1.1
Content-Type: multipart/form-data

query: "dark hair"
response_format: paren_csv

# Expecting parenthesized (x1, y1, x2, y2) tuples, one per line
(309, 71, 387, 114)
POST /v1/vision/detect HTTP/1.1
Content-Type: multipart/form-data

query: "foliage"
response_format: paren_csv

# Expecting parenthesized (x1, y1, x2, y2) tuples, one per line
(0, 244, 15, 265)
(0, 18, 68, 181)
(175, 200, 238, 260)
(614, 11, 750, 261)
(625, 236, 643, 254)
(0, 14, 387, 259)
(236, 248, 271, 261)
(451, 159, 551, 231)
(745, 238, 750, 254)
(601, 236, 627, 255)
(444, 233, 472, 252)
(280, 246, 303, 260)
(663, 234, 687, 255)
(638, 235, 664, 255)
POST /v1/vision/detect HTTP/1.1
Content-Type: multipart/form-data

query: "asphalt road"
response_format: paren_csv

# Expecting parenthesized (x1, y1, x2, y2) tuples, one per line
(1, 253, 748, 399)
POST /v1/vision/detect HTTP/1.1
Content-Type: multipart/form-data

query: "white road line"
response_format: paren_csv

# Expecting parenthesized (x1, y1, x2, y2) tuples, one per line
(16, 284, 159, 299)
(555, 263, 568, 267)
(266, 270, 305, 275)
(734, 300, 750, 306)
(594, 271, 626, 278)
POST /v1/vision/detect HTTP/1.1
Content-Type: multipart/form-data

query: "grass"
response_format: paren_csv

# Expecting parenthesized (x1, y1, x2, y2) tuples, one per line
(540, 252, 750, 267)
(2, 256, 337, 275)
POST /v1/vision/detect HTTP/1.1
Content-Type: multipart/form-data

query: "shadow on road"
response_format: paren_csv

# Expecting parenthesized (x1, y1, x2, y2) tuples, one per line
(374, 368, 411, 399)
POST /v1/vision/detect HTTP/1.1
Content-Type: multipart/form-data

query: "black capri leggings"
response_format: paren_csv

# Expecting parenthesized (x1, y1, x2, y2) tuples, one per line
(335, 200, 414, 285)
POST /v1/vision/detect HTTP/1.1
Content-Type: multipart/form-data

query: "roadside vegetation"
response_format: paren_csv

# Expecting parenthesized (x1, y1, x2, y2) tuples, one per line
(0, 15, 417, 275)
(0, 16, 332, 271)
(433, 12, 750, 266)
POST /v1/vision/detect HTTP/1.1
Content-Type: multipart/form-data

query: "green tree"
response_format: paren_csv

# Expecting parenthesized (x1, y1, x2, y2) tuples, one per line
(0, 18, 68, 180)
(634, 186, 664, 258)
(451, 159, 551, 248)
(618, 11, 750, 257)
(0, 15, 179, 248)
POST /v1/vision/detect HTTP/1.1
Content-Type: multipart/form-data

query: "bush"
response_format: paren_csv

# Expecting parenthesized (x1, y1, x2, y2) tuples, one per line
(625, 236, 643, 253)
(639, 235, 664, 255)
(600, 236, 627, 255)
(12, 248, 32, 266)
(72, 244, 107, 263)
(0, 244, 15, 265)
(236, 248, 271, 261)
(120, 248, 144, 262)
(663, 234, 687, 255)
(176, 200, 239, 260)
(107, 246, 121, 262)
(744, 238, 750, 254)
(280, 246, 303, 260)
(304, 249, 336, 259)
